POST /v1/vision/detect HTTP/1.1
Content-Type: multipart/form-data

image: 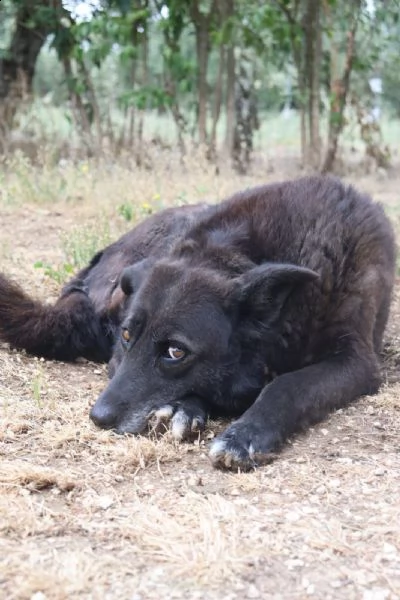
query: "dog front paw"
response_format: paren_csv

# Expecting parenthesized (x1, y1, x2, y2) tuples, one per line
(209, 422, 279, 471)
(151, 398, 207, 441)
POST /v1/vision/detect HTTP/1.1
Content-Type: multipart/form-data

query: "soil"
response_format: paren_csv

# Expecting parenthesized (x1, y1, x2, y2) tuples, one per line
(0, 168, 399, 600)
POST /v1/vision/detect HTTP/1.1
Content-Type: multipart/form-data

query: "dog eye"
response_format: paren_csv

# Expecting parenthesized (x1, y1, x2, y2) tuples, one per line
(121, 328, 130, 344)
(166, 346, 186, 361)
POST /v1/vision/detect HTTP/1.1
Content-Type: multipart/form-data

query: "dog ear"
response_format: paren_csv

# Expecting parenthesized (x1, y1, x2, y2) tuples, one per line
(233, 263, 319, 320)
(120, 258, 153, 296)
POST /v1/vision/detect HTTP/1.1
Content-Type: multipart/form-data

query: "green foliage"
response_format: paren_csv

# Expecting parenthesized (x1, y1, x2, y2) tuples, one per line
(2, 0, 400, 166)
(34, 220, 112, 284)
(0, 0, 16, 52)
(34, 45, 68, 104)
(33, 260, 75, 285)
(62, 221, 112, 271)
(117, 202, 134, 221)
(119, 86, 173, 110)
(117, 200, 154, 222)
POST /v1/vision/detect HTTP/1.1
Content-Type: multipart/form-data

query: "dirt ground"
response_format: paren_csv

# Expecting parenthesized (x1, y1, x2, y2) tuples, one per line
(0, 162, 399, 600)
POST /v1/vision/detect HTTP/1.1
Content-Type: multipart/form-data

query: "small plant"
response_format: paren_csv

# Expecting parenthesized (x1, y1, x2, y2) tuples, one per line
(140, 202, 154, 216)
(176, 191, 189, 204)
(3, 151, 69, 205)
(117, 202, 134, 222)
(34, 261, 75, 285)
(117, 200, 155, 223)
(34, 218, 112, 284)
(62, 219, 112, 271)
(32, 367, 44, 408)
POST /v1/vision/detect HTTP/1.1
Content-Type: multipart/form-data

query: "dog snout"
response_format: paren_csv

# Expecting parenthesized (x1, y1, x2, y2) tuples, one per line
(90, 395, 118, 429)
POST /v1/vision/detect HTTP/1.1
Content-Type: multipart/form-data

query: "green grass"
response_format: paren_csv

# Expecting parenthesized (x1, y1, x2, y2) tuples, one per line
(0, 152, 69, 205)
(11, 99, 400, 165)
(62, 220, 112, 270)
(117, 200, 155, 223)
(17, 99, 179, 146)
(33, 261, 75, 285)
(34, 218, 114, 284)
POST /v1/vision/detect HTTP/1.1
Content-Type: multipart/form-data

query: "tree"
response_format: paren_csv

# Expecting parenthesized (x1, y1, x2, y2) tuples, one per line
(0, 0, 397, 171)
(155, 0, 193, 154)
(273, 0, 324, 168)
(232, 50, 259, 173)
(189, 0, 218, 145)
(0, 1, 63, 100)
(321, 0, 362, 173)
(0, 0, 66, 146)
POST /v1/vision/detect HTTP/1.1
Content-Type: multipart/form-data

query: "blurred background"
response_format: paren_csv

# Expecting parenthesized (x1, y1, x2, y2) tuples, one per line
(0, 0, 399, 175)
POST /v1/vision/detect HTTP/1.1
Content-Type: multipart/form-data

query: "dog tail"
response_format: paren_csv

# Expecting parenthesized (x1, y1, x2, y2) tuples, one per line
(0, 273, 111, 362)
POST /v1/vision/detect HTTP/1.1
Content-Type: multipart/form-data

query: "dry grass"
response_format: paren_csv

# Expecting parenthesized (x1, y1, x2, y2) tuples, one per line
(0, 152, 400, 600)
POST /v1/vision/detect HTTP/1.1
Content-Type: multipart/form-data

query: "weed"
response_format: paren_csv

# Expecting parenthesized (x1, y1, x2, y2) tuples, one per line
(34, 218, 112, 284)
(117, 203, 134, 222)
(32, 366, 44, 408)
(117, 200, 155, 223)
(1, 151, 68, 205)
(34, 261, 75, 285)
(62, 220, 112, 271)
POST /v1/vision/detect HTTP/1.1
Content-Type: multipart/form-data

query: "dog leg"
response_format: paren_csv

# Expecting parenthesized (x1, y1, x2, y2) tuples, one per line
(209, 347, 380, 470)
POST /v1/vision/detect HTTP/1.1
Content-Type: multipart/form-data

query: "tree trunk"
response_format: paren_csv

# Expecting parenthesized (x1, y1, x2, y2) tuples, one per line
(232, 52, 257, 174)
(298, 73, 308, 167)
(310, 0, 322, 166)
(222, 0, 235, 157)
(321, 0, 361, 173)
(137, 26, 149, 149)
(0, 1, 60, 100)
(304, 0, 322, 167)
(78, 59, 103, 150)
(196, 20, 209, 145)
(224, 45, 235, 157)
(210, 44, 226, 156)
(0, 0, 63, 143)
(62, 57, 92, 142)
(190, 1, 218, 146)
(161, 34, 187, 155)
(275, 0, 307, 166)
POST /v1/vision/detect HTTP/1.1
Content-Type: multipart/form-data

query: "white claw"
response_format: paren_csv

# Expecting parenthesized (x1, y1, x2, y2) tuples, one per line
(171, 410, 190, 440)
(154, 405, 174, 421)
(209, 438, 248, 468)
(208, 439, 228, 461)
(191, 417, 202, 432)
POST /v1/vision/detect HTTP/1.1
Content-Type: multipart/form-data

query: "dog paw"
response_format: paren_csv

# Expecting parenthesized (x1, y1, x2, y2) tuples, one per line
(171, 408, 206, 440)
(151, 399, 207, 441)
(209, 423, 278, 471)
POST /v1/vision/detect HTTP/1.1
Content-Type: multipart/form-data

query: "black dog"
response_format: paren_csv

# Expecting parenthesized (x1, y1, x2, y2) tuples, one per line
(0, 176, 396, 469)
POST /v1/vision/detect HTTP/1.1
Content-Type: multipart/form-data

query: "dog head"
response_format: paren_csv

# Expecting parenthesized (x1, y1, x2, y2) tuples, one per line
(90, 257, 318, 433)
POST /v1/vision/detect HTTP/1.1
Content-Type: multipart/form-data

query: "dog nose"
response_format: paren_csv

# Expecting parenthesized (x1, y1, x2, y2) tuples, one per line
(90, 399, 118, 429)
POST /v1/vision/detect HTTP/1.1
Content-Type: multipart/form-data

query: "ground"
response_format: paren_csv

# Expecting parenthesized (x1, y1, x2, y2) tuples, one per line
(0, 155, 399, 600)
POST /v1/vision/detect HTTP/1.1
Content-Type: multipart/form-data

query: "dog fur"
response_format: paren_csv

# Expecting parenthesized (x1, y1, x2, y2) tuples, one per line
(0, 176, 396, 470)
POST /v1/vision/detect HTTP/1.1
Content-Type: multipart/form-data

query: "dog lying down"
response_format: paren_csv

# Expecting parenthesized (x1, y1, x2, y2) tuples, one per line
(0, 176, 396, 470)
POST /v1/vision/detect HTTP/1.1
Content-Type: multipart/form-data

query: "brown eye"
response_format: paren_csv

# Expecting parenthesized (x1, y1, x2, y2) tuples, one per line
(121, 328, 130, 343)
(167, 346, 186, 360)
